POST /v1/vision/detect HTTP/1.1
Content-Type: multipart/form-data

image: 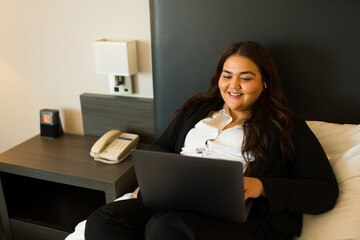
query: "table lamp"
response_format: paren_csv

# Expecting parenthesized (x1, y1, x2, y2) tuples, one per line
(94, 39, 138, 95)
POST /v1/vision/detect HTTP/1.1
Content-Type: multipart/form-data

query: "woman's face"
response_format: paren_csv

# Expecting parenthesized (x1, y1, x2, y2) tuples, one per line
(218, 55, 264, 119)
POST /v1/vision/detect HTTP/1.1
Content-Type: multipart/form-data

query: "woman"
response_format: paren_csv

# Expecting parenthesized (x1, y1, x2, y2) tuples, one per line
(85, 41, 338, 240)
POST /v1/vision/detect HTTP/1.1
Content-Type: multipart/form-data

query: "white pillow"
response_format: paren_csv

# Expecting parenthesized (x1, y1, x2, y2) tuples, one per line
(306, 121, 360, 157)
(295, 121, 360, 240)
(306, 121, 360, 183)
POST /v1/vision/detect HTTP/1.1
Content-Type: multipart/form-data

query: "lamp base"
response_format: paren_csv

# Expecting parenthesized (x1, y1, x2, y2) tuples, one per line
(109, 75, 134, 95)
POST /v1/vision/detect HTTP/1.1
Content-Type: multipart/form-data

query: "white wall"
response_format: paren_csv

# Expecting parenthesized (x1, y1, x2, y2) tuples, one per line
(0, 0, 153, 153)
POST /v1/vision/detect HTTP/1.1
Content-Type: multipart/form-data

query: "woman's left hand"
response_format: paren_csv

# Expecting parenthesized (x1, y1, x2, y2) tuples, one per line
(244, 177, 266, 200)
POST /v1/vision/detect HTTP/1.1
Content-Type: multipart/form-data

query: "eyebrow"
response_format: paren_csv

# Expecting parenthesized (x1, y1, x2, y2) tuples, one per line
(222, 70, 256, 76)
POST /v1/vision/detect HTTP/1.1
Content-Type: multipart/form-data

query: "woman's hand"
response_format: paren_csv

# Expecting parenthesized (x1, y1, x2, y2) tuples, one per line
(244, 177, 266, 200)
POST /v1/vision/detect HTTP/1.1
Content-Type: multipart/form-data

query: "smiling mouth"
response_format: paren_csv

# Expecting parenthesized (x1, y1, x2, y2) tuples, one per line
(228, 92, 243, 96)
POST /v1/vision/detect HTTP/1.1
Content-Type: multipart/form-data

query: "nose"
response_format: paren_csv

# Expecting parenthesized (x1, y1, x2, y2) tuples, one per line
(229, 76, 241, 89)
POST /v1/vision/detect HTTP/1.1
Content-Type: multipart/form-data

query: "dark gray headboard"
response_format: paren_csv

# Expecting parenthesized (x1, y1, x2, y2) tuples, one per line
(150, 0, 360, 137)
(80, 93, 155, 143)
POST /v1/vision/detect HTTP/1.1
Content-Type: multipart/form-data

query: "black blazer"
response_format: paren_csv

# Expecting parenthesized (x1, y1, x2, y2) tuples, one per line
(149, 101, 338, 237)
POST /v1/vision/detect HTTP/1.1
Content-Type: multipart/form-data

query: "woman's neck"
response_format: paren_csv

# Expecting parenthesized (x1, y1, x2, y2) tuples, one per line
(229, 110, 250, 124)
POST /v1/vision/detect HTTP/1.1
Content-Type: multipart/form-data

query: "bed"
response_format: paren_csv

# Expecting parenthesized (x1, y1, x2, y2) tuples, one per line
(66, 0, 360, 239)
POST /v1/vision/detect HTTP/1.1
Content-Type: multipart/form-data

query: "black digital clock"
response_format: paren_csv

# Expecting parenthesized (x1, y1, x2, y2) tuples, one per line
(40, 109, 62, 138)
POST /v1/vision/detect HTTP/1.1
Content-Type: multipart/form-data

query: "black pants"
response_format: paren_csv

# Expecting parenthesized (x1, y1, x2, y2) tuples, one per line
(84, 198, 292, 240)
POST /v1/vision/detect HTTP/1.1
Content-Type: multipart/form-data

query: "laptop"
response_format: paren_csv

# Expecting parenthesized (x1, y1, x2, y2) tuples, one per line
(131, 149, 252, 223)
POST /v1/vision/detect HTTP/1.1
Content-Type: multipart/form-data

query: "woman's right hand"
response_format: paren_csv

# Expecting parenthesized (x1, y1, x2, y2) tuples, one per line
(243, 177, 266, 200)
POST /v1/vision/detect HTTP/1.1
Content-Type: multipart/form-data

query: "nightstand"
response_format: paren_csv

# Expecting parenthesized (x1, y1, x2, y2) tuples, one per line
(0, 134, 140, 240)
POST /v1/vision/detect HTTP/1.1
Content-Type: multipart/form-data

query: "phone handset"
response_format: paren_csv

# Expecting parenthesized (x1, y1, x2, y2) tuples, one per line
(90, 130, 139, 164)
(90, 130, 122, 156)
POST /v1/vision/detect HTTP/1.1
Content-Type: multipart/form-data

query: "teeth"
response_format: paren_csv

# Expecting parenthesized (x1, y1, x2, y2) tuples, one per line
(229, 92, 242, 96)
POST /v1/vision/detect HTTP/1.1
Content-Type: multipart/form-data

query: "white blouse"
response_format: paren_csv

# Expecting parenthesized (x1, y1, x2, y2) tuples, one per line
(180, 104, 254, 170)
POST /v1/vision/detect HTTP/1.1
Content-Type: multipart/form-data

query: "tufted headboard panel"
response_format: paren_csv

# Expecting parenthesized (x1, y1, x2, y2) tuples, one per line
(150, 0, 360, 137)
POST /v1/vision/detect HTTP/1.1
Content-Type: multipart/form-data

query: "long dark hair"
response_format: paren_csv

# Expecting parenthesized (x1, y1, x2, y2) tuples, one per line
(173, 41, 295, 177)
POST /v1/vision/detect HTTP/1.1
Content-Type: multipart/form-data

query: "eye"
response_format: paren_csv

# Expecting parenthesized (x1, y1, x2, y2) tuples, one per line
(241, 78, 252, 81)
(222, 75, 232, 79)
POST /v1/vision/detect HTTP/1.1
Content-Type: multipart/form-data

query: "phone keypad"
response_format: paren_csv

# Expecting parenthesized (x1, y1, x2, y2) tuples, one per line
(99, 139, 129, 160)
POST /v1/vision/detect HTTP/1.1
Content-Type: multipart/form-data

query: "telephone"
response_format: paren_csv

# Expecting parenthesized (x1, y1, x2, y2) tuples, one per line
(90, 130, 139, 164)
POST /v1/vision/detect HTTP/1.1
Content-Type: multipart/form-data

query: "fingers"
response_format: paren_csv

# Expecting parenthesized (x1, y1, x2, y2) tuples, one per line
(244, 191, 250, 200)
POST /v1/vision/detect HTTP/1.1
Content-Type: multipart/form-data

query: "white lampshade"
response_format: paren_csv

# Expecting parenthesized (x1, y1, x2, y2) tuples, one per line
(94, 39, 138, 76)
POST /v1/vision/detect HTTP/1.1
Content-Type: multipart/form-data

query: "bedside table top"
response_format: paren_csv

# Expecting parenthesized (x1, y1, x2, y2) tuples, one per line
(0, 134, 142, 189)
